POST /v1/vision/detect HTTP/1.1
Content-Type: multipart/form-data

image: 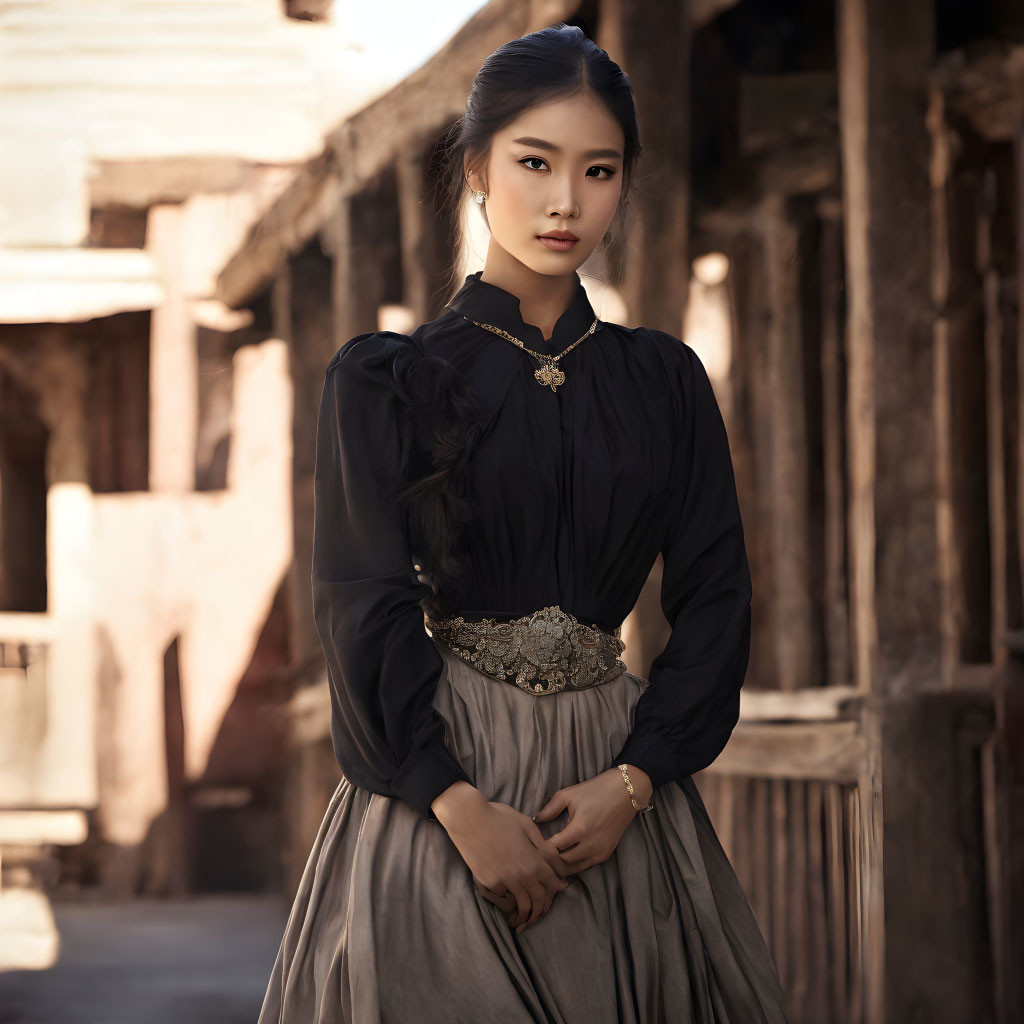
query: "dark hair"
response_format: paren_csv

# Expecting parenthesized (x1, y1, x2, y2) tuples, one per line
(391, 23, 643, 620)
(387, 350, 483, 620)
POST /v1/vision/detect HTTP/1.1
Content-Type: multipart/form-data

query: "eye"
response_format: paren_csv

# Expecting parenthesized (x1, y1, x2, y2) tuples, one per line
(519, 158, 618, 180)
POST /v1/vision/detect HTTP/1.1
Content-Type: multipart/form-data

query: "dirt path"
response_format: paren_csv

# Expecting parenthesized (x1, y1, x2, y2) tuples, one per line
(0, 894, 288, 1024)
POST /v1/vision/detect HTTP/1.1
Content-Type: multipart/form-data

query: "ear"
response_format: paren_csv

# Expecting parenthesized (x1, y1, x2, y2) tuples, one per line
(463, 157, 486, 193)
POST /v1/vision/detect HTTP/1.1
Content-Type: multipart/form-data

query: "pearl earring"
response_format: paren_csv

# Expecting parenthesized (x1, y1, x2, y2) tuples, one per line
(472, 189, 487, 204)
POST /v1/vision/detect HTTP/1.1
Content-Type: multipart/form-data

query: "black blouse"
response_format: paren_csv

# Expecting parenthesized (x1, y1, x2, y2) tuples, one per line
(312, 269, 752, 823)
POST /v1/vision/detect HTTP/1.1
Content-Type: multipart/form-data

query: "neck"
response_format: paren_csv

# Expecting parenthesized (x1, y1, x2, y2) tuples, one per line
(480, 241, 578, 342)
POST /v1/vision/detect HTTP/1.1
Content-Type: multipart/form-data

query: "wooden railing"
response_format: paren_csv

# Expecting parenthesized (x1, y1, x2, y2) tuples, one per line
(698, 683, 1002, 1024)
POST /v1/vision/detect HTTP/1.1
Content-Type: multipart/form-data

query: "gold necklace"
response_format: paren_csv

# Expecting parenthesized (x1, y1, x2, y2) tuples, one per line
(458, 315, 599, 392)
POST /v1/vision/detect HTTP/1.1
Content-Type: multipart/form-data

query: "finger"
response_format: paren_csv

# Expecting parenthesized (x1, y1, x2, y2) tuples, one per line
(528, 833, 571, 880)
(535, 852, 570, 893)
(532, 791, 568, 822)
(549, 821, 584, 851)
(476, 881, 516, 911)
(521, 880, 548, 929)
(557, 841, 591, 865)
(507, 882, 531, 928)
(541, 848, 572, 883)
(517, 889, 553, 934)
(542, 871, 569, 902)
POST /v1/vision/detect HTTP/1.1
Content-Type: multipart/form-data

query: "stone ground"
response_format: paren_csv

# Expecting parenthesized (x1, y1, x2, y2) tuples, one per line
(0, 894, 289, 1024)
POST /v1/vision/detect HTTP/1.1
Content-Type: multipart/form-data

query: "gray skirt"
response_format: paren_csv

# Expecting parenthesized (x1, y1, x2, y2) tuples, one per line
(257, 641, 789, 1023)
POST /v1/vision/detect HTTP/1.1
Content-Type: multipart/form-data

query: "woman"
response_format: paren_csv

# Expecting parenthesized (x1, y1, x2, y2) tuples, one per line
(259, 22, 788, 1024)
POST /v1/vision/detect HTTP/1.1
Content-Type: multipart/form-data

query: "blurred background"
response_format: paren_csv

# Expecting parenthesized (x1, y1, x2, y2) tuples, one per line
(0, 0, 1022, 1022)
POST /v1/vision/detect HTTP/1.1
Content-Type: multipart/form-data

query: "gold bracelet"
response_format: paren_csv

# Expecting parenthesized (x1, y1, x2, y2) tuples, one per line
(617, 764, 654, 813)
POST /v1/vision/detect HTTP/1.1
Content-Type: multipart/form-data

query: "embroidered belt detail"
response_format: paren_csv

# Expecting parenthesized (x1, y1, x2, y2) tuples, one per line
(425, 604, 627, 695)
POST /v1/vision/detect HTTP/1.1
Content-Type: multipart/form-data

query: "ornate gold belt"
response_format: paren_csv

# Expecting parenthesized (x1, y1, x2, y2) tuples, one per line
(424, 604, 627, 695)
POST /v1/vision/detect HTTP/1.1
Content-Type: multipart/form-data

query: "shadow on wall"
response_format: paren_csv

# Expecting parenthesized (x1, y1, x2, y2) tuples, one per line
(62, 574, 295, 899)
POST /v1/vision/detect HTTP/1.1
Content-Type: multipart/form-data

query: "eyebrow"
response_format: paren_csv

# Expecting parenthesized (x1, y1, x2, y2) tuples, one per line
(511, 136, 623, 160)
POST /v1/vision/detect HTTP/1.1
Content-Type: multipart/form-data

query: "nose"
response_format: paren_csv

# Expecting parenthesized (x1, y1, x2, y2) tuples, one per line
(547, 174, 579, 219)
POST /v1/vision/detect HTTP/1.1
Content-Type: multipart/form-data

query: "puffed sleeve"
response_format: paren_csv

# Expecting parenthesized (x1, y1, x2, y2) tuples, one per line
(611, 337, 752, 790)
(312, 332, 473, 822)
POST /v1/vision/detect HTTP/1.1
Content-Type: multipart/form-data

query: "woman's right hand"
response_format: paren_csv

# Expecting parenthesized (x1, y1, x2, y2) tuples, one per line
(434, 785, 570, 932)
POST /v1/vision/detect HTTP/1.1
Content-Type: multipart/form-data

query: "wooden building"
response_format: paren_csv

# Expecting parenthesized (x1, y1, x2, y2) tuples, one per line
(214, 1, 1024, 1022)
(0, 0, 1021, 1021)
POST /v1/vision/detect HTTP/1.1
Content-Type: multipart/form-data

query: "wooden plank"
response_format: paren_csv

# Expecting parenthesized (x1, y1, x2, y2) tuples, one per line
(788, 781, 810, 1017)
(217, 152, 341, 309)
(0, 248, 164, 323)
(599, 0, 691, 332)
(849, 783, 867, 1023)
(770, 779, 788, 1001)
(824, 782, 849, 1022)
(731, 776, 752, 900)
(708, 721, 866, 782)
(751, 778, 772, 949)
(0, 810, 87, 844)
(805, 781, 831, 1022)
(740, 683, 861, 721)
(994, 660, 1024, 1019)
(397, 151, 430, 327)
(762, 193, 815, 691)
(927, 82, 964, 686)
(838, 0, 940, 702)
(724, 231, 776, 689)
(981, 160, 1009, 665)
(818, 199, 853, 691)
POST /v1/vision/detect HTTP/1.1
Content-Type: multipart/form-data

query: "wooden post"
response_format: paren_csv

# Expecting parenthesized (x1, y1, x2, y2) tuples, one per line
(837, 1, 999, 1020)
(762, 192, 815, 691)
(599, 0, 691, 333)
(726, 230, 777, 689)
(818, 197, 853, 690)
(285, 239, 334, 669)
(148, 204, 198, 493)
(398, 140, 457, 325)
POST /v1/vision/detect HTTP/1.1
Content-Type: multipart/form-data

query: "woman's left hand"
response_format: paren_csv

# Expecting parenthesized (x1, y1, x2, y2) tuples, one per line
(532, 766, 651, 876)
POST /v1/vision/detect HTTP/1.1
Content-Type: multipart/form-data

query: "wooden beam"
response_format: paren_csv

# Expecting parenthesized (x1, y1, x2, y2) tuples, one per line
(599, 0, 691, 331)
(762, 193, 815, 691)
(397, 151, 435, 327)
(707, 720, 866, 782)
(740, 684, 861, 721)
(838, 2, 938, 1021)
(0, 248, 164, 323)
(217, 152, 342, 309)
(818, 197, 853, 690)
(725, 230, 777, 689)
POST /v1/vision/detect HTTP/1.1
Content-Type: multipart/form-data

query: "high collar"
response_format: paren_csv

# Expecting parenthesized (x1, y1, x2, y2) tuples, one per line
(445, 270, 601, 353)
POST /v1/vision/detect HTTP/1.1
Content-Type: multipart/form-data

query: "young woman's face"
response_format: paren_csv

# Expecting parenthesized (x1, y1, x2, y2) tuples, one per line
(469, 92, 625, 275)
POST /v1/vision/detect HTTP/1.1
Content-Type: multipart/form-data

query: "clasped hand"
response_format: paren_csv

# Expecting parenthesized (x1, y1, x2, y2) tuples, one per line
(453, 767, 647, 934)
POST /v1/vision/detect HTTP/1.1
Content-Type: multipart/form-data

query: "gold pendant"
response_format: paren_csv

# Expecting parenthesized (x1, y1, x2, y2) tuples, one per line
(534, 359, 566, 392)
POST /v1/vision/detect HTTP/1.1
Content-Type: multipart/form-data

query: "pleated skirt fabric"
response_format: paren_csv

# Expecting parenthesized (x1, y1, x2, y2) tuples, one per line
(257, 640, 789, 1024)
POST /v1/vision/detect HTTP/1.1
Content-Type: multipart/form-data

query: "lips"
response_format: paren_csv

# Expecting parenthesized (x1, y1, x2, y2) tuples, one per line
(537, 232, 579, 252)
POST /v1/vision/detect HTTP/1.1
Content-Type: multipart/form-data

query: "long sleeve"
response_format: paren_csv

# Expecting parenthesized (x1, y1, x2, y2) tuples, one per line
(312, 332, 472, 822)
(612, 338, 753, 790)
